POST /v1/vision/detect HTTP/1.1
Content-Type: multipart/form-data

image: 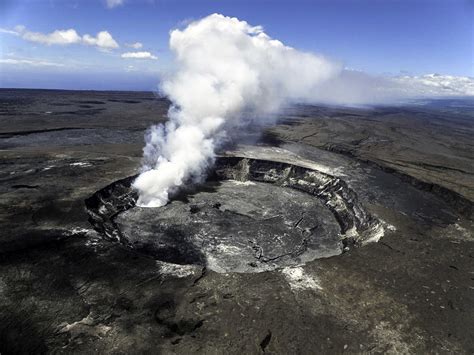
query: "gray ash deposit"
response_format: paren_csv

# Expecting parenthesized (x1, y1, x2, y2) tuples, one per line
(86, 156, 383, 273)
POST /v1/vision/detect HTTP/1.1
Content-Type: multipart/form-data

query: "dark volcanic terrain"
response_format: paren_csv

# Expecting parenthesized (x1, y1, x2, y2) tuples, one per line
(0, 89, 473, 354)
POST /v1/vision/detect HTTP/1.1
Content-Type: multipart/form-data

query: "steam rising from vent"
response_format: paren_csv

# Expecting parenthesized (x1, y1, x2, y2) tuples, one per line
(133, 13, 474, 207)
(133, 13, 341, 207)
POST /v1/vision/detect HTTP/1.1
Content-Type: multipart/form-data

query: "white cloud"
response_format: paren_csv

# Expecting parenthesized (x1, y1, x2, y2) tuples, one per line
(287, 69, 474, 106)
(0, 28, 20, 35)
(83, 31, 119, 49)
(106, 0, 124, 8)
(0, 58, 65, 67)
(121, 51, 157, 59)
(22, 28, 82, 45)
(1, 26, 119, 50)
(126, 42, 143, 49)
(395, 73, 474, 96)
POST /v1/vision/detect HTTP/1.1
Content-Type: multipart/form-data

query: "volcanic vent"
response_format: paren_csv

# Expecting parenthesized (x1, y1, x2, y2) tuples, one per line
(85, 155, 383, 273)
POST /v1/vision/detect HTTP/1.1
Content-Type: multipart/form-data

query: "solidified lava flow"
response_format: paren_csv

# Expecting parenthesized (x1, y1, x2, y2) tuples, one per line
(85, 156, 383, 273)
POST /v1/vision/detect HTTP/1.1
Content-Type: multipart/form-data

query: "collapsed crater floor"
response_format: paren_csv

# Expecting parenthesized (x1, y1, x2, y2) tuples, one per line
(86, 156, 384, 273)
(117, 180, 342, 273)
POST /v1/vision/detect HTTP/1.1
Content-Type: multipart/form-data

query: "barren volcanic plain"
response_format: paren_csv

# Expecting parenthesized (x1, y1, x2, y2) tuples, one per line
(1, 89, 473, 353)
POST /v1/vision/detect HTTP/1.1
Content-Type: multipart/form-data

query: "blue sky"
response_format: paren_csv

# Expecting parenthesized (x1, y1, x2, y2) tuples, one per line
(0, 0, 472, 90)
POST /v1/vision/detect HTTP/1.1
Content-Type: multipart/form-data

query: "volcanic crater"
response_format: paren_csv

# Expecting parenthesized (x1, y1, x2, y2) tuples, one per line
(85, 155, 383, 273)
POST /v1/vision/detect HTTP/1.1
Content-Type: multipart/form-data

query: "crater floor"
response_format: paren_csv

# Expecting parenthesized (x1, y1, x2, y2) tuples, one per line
(116, 180, 342, 272)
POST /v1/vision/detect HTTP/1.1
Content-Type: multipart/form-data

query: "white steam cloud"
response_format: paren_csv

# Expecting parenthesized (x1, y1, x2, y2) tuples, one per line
(133, 13, 340, 207)
(133, 13, 473, 207)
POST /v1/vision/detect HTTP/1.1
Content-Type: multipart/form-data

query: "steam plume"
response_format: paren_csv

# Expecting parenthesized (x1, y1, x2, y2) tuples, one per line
(133, 13, 341, 207)
(134, 13, 474, 207)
